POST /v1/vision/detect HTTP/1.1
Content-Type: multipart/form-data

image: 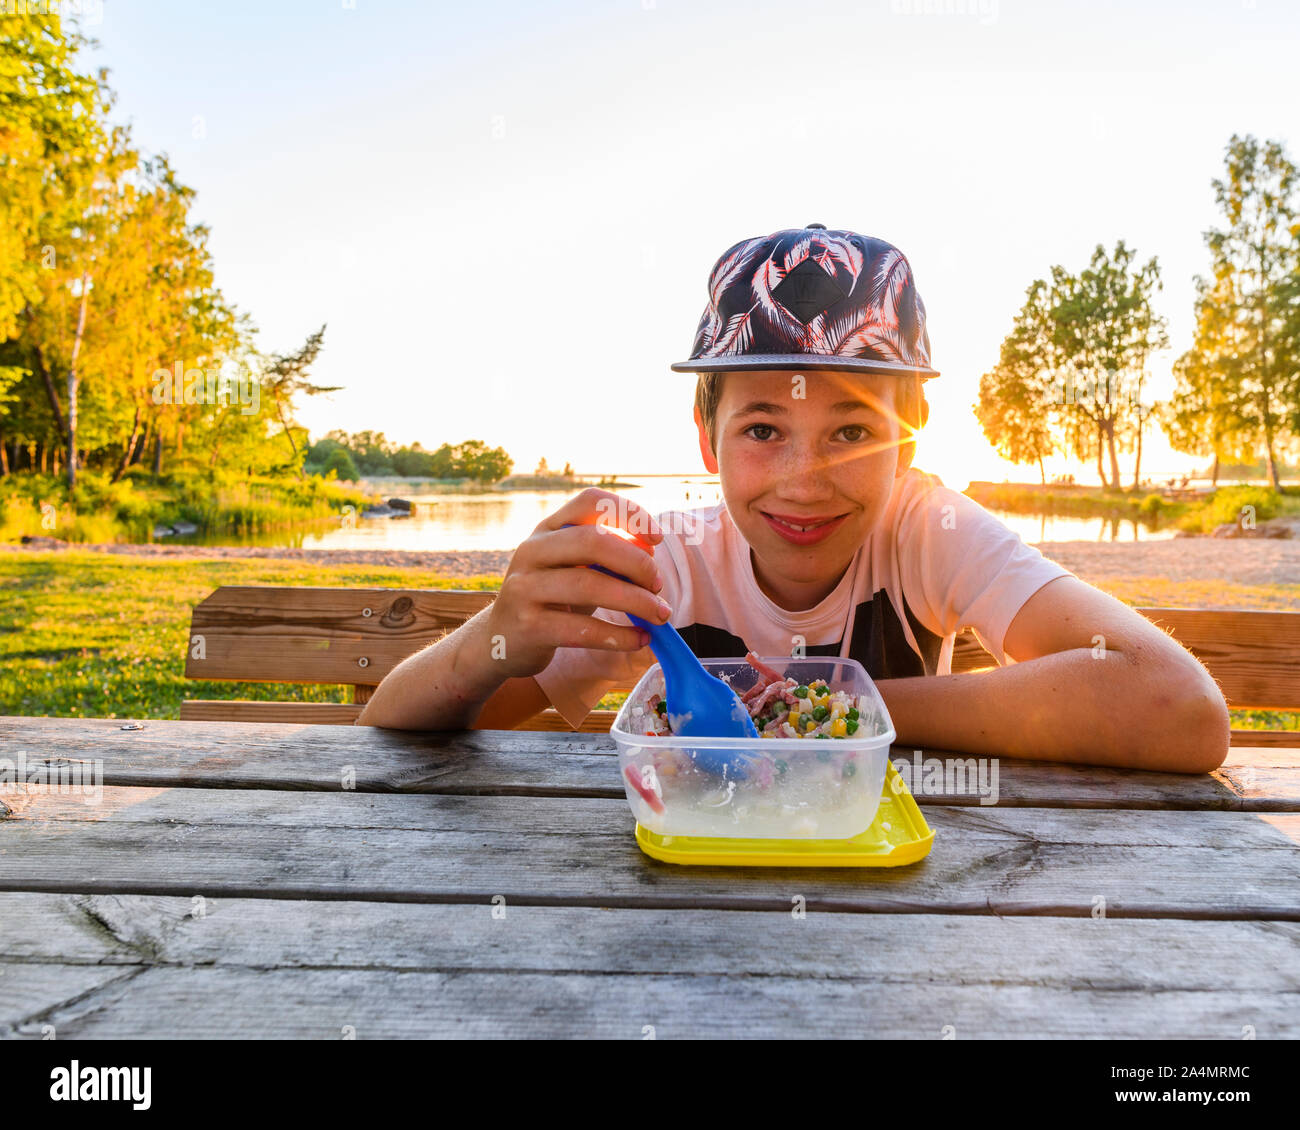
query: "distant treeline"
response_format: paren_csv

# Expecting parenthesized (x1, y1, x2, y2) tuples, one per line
(306, 430, 513, 484)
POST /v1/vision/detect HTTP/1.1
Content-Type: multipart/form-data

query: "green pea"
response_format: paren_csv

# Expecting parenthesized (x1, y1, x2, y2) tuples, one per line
(794, 685, 809, 698)
(846, 719, 859, 735)
(846, 707, 859, 721)
(775, 759, 788, 776)
(812, 705, 829, 721)
(843, 762, 857, 778)
(655, 701, 667, 715)
(816, 746, 832, 761)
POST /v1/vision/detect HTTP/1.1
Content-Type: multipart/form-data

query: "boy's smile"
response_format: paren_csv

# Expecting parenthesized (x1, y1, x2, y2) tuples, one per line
(696, 368, 917, 612)
(759, 511, 851, 545)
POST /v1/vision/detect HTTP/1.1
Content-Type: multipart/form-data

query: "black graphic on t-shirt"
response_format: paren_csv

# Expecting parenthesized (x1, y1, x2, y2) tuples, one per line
(676, 589, 943, 681)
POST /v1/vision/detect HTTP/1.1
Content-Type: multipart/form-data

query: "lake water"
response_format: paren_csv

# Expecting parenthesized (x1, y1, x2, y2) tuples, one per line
(990, 511, 1177, 544)
(181, 474, 1176, 551)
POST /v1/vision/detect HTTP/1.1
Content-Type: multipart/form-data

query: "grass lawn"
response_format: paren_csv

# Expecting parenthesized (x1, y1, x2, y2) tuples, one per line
(0, 552, 499, 719)
(0, 551, 1295, 734)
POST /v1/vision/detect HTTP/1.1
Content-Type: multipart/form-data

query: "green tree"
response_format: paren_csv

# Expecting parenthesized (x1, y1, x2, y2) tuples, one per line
(1164, 345, 1252, 487)
(979, 244, 1167, 489)
(1049, 242, 1168, 489)
(975, 279, 1057, 484)
(464, 442, 512, 483)
(262, 326, 339, 478)
(323, 446, 359, 481)
(0, 11, 104, 341)
(1, 17, 255, 485)
(428, 443, 455, 477)
(347, 429, 393, 475)
(392, 444, 435, 476)
(1172, 135, 1299, 490)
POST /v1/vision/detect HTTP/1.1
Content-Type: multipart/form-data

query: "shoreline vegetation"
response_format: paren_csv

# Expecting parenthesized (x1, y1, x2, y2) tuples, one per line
(1, 468, 1293, 546)
(0, 468, 642, 546)
(964, 481, 1299, 536)
(383, 473, 641, 492)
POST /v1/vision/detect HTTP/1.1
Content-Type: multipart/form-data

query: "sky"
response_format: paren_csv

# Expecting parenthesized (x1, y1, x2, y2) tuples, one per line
(77, 0, 1300, 490)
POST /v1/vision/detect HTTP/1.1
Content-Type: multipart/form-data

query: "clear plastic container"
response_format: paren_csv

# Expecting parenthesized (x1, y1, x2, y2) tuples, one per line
(611, 656, 896, 840)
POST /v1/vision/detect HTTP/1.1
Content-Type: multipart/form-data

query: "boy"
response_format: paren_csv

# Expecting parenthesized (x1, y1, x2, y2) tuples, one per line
(358, 225, 1229, 773)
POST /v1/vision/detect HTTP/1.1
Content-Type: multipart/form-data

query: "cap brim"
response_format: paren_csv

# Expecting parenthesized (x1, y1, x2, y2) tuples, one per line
(670, 354, 940, 378)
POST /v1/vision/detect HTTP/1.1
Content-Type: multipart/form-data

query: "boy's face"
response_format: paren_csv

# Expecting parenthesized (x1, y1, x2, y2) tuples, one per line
(695, 369, 916, 609)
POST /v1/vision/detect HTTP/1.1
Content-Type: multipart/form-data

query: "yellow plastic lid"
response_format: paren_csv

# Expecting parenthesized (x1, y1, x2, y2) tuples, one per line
(635, 760, 934, 867)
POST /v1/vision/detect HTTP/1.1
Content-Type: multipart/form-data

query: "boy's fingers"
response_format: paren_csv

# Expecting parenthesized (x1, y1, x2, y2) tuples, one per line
(528, 566, 671, 626)
(541, 610, 650, 653)
(536, 488, 663, 545)
(529, 524, 664, 593)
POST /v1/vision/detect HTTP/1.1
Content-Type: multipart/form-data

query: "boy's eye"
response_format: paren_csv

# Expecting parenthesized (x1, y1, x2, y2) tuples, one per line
(742, 423, 873, 442)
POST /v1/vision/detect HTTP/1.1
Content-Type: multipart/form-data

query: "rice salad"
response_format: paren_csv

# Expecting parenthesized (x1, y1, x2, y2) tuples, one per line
(629, 651, 871, 740)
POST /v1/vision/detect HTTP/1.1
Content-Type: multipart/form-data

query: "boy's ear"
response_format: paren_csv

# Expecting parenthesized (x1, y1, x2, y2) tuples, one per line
(894, 392, 929, 478)
(694, 403, 720, 474)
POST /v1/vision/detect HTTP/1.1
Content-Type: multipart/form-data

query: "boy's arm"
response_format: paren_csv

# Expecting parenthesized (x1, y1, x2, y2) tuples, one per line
(353, 607, 552, 731)
(876, 575, 1230, 773)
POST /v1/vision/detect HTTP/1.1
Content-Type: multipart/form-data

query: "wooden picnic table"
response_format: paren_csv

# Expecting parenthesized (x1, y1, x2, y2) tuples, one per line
(1, 716, 1297, 1039)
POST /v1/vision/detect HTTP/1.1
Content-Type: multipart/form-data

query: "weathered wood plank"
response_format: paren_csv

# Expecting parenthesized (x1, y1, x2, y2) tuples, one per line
(0, 962, 144, 1037)
(3, 717, 1298, 809)
(1137, 607, 1300, 711)
(1, 894, 1295, 1038)
(185, 586, 494, 685)
(176, 699, 615, 733)
(5, 966, 1295, 1040)
(950, 630, 997, 673)
(516, 708, 620, 733)
(1230, 729, 1300, 748)
(1261, 814, 1300, 846)
(1225, 746, 1300, 769)
(0, 715, 616, 795)
(180, 700, 364, 723)
(2, 787, 1298, 918)
(4, 892, 1295, 985)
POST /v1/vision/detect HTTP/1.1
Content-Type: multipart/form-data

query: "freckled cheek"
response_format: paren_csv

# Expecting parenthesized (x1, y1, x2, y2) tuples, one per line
(718, 446, 774, 491)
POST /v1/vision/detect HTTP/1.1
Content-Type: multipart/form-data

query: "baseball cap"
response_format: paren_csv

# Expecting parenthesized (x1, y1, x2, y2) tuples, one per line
(670, 224, 939, 379)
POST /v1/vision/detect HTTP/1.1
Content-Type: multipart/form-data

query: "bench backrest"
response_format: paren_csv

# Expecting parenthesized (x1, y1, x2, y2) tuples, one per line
(180, 586, 616, 732)
(181, 586, 1300, 744)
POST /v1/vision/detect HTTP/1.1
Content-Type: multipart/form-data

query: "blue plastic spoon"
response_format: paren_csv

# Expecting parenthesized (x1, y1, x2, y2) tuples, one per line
(562, 525, 758, 773)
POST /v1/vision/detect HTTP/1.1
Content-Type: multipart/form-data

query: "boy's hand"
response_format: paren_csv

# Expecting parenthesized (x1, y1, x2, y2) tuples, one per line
(483, 489, 672, 680)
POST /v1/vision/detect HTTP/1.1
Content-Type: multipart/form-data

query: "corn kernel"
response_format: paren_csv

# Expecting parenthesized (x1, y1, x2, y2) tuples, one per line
(830, 717, 847, 737)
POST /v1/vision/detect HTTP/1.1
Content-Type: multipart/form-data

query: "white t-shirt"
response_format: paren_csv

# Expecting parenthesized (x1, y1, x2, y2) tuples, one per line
(535, 468, 1073, 728)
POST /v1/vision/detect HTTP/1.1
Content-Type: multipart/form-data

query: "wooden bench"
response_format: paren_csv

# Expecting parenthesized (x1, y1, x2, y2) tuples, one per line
(181, 586, 1300, 745)
(180, 586, 624, 733)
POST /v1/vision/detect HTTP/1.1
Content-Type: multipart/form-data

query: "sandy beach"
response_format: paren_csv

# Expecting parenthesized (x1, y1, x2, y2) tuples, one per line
(5, 536, 1298, 588)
